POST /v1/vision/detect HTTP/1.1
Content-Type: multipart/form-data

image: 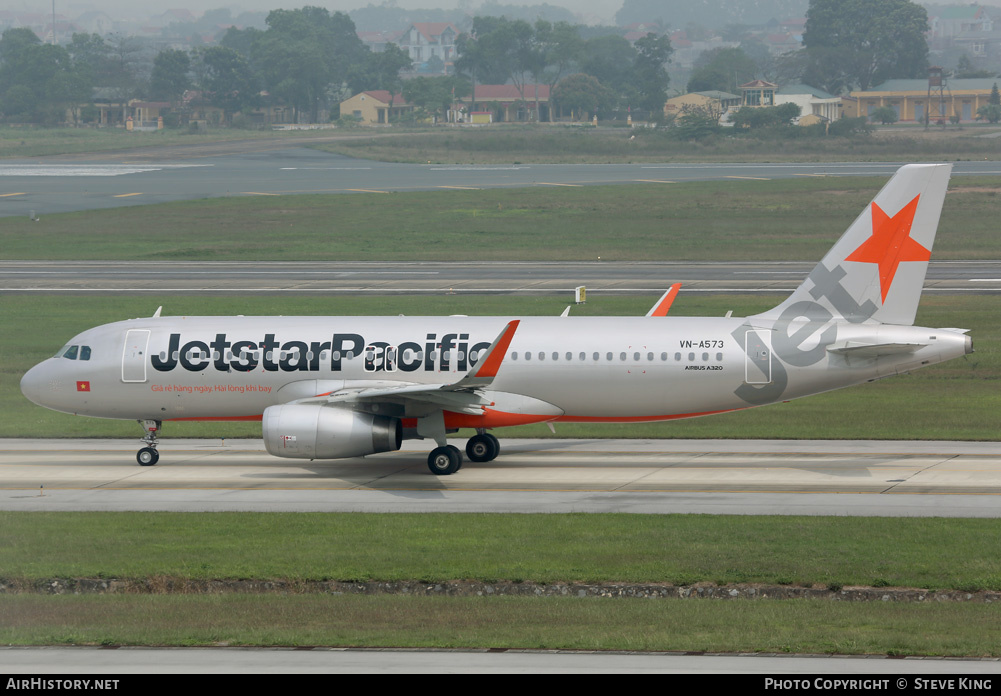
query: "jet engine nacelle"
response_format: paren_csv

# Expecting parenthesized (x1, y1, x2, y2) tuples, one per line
(262, 403, 402, 460)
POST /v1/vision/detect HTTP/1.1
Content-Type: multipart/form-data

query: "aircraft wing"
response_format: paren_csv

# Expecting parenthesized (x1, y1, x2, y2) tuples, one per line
(293, 321, 520, 415)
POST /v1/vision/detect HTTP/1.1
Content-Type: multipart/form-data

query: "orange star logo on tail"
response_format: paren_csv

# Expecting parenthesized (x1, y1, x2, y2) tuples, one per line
(845, 195, 928, 303)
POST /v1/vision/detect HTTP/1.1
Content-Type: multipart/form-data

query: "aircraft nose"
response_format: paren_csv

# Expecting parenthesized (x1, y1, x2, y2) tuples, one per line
(20, 362, 51, 408)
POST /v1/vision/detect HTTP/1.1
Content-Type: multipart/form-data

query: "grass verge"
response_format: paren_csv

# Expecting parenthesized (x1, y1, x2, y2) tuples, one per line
(0, 126, 337, 159)
(315, 126, 1001, 164)
(3, 594, 999, 655)
(3, 512, 1000, 655)
(2, 513, 999, 590)
(1, 294, 997, 440)
(3, 178, 1001, 261)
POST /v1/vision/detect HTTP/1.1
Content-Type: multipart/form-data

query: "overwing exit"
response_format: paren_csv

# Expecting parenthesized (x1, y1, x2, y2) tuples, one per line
(20, 164, 972, 475)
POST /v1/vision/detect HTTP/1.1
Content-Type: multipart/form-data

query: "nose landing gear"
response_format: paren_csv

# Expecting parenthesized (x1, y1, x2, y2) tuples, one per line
(136, 419, 161, 466)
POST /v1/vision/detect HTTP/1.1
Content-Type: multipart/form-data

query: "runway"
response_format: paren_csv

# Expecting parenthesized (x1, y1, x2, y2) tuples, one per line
(2, 259, 999, 295)
(2, 438, 999, 516)
(3, 142, 1001, 218)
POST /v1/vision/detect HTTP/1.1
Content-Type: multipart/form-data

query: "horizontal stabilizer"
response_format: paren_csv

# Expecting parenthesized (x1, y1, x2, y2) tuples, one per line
(826, 341, 927, 357)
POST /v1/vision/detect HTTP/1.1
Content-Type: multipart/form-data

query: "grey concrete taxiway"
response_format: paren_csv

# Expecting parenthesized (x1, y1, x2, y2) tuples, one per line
(3, 143, 1001, 218)
(2, 438, 999, 516)
(3, 259, 1001, 296)
(3, 646, 1000, 674)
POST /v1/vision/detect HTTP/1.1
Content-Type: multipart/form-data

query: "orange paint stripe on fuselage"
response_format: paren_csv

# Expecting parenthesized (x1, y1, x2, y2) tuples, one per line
(168, 408, 739, 428)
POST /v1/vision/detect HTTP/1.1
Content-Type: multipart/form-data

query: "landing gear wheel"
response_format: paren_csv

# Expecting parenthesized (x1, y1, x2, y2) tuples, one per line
(466, 433, 500, 462)
(137, 447, 159, 466)
(428, 445, 462, 475)
(448, 444, 464, 470)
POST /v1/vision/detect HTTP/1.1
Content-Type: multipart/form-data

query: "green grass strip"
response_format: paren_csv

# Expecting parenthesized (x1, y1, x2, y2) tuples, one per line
(3, 594, 999, 655)
(0, 126, 332, 159)
(3, 513, 999, 591)
(316, 126, 1001, 165)
(3, 178, 1000, 261)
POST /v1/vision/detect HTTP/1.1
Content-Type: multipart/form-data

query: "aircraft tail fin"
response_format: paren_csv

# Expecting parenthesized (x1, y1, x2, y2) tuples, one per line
(755, 164, 952, 326)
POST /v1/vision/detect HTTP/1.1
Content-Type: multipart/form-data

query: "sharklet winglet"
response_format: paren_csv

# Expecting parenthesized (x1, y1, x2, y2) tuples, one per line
(646, 284, 681, 317)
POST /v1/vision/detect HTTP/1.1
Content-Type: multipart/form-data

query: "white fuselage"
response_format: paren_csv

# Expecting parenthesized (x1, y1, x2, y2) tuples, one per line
(21, 314, 971, 430)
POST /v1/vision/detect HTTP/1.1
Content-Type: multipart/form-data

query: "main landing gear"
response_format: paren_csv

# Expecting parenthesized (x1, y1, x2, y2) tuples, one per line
(426, 431, 500, 476)
(136, 419, 161, 466)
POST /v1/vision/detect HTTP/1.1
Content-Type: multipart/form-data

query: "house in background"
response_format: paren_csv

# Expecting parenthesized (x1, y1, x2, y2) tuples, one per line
(340, 91, 414, 124)
(740, 80, 778, 106)
(851, 77, 1001, 122)
(460, 84, 551, 122)
(774, 84, 842, 123)
(664, 90, 741, 121)
(398, 22, 459, 73)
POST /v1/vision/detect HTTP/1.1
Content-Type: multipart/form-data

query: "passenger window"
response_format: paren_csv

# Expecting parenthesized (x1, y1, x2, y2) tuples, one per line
(63, 345, 79, 360)
(511, 352, 518, 360)
(80, 346, 91, 361)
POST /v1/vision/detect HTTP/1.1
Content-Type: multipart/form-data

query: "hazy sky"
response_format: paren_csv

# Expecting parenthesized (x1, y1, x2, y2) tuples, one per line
(53, 1, 625, 25)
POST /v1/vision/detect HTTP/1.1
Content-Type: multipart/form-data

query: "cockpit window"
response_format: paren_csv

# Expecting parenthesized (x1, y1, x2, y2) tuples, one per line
(62, 345, 79, 360)
(80, 346, 91, 361)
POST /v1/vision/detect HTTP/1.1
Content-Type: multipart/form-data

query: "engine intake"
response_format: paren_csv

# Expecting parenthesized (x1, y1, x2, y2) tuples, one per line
(263, 404, 401, 459)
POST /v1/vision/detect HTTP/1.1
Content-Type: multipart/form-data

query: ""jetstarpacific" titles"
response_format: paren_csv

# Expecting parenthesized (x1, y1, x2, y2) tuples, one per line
(150, 333, 494, 373)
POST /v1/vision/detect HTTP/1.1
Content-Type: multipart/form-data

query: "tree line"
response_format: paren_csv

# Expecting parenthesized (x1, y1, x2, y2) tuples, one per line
(0, 7, 674, 126)
(0, 0, 951, 128)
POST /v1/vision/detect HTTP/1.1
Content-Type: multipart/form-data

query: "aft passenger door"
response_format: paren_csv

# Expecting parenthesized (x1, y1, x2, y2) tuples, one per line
(744, 329, 772, 385)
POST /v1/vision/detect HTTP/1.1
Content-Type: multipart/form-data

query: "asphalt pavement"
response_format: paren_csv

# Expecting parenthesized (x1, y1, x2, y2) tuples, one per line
(4, 141, 1001, 218)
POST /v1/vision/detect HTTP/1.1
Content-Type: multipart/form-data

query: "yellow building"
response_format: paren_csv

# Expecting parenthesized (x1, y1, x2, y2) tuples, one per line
(664, 90, 741, 120)
(340, 91, 414, 124)
(851, 78, 1001, 123)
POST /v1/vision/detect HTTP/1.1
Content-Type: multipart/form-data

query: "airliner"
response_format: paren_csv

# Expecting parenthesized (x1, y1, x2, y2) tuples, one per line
(20, 164, 972, 475)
